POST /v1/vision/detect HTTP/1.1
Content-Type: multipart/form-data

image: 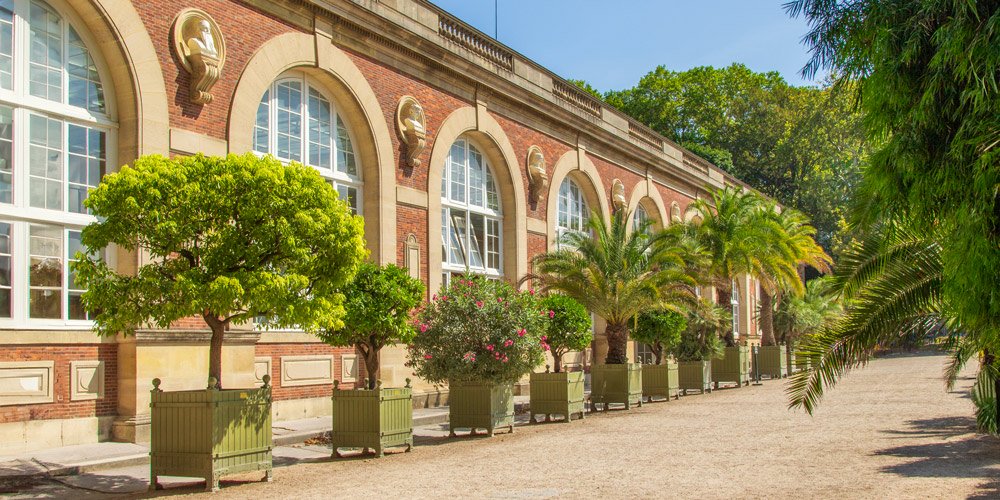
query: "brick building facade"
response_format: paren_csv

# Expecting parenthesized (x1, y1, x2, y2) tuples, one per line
(0, 0, 761, 454)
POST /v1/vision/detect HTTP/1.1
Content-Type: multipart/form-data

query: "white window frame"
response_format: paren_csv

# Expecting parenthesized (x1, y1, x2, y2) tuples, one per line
(0, 0, 116, 329)
(556, 177, 589, 249)
(440, 138, 502, 279)
(253, 72, 363, 215)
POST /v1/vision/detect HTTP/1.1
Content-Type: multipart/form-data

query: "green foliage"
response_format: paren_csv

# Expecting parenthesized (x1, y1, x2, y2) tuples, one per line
(631, 309, 686, 365)
(75, 153, 366, 385)
(774, 278, 841, 346)
(673, 298, 727, 362)
(408, 275, 546, 385)
(539, 294, 592, 372)
(317, 263, 424, 389)
(603, 63, 866, 253)
(526, 209, 699, 364)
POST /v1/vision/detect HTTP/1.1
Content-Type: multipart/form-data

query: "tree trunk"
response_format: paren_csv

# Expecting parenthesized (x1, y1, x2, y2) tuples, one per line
(604, 322, 629, 364)
(716, 288, 736, 347)
(760, 291, 775, 346)
(988, 350, 999, 434)
(553, 351, 563, 373)
(652, 342, 663, 365)
(204, 314, 226, 389)
(360, 342, 379, 390)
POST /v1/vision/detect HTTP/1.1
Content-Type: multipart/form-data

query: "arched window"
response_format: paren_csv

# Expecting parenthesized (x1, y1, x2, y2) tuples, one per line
(253, 73, 362, 214)
(632, 204, 649, 233)
(440, 138, 501, 283)
(0, 0, 113, 325)
(556, 178, 588, 248)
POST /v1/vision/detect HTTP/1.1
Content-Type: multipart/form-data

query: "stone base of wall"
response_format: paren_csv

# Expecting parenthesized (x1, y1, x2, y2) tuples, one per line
(0, 415, 115, 455)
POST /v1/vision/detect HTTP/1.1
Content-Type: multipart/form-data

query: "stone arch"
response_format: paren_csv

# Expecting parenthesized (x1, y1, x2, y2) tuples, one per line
(228, 32, 397, 264)
(62, 0, 170, 161)
(426, 106, 528, 293)
(626, 177, 669, 232)
(546, 149, 610, 250)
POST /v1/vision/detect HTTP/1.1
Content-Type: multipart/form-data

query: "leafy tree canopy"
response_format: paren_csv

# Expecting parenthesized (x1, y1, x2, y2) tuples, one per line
(631, 309, 687, 365)
(539, 294, 592, 373)
(318, 263, 424, 389)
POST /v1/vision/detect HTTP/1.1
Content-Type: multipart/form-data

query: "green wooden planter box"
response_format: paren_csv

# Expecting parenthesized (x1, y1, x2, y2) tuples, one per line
(529, 371, 585, 423)
(712, 346, 750, 388)
(448, 380, 514, 437)
(590, 363, 642, 411)
(149, 377, 272, 492)
(642, 361, 679, 402)
(677, 360, 712, 394)
(756, 345, 787, 379)
(331, 380, 413, 458)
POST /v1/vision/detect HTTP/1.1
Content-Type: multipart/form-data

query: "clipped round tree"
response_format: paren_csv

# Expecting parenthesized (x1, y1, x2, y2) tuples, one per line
(632, 309, 687, 365)
(75, 153, 367, 388)
(673, 299, 727, 362)
(539, 294, 592, 373)
(317, 263, 425, 390)
(408, 275, 546, 385)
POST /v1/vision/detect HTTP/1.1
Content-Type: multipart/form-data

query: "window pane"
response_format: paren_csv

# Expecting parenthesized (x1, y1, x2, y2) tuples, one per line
(65, 125, 104, 213)
(28, 114, 62, 210)
(486, 168, 499, 211)
(254, 89, 269, 154)
(449, 211, 466, 267)
(336, 184, 359, 215)
(29, 1, 62, 103)
(486, 218, 500, 271)
(448, 143, 465, 203)
(0, 106, 12, 204)
(275, 81, 302, 162)
(468, 149, 483, 208)
(29, 224, 62, 319)
(0, 221, 9, 318)
(67, 27, 104, 113)
(335, 116, 357, 177)
(67, 230, 87, 319)
(307, 88, 332, 171)
(0, 0, 12, 91)
(468, 213, 485, 268)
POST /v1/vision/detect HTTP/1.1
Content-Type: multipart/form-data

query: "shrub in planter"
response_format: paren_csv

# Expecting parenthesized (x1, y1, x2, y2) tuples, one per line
(75, 154, 365, 491)
(409, 275, 546, 436)
(633, 309, 686, 402)
(530, 295, 592, 423)
(318, 263, 424, 457)
(674, 299, 727, 395)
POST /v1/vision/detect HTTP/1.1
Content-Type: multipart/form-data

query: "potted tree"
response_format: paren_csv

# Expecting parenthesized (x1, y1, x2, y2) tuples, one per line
(527, 210, 698, 412)
(317, 263, 424, 458)
(675, 299, 727, 395)
(409, 275, 546, 437)
(74, 154, 366, 492)
(529, 294, 592, 423)
(633, 309, 686, 402)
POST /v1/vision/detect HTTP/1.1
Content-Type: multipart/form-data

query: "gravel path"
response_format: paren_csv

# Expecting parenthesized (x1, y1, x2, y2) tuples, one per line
(158, 351, 998, 499)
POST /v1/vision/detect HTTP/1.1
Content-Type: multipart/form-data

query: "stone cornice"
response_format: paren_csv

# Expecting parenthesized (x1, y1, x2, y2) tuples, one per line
(129, 329, 261, 345)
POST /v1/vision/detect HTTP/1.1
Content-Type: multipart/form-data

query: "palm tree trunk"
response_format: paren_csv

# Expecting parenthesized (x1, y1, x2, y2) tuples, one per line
(604, 322, 629, 364)
(716, 288, 736, 347)
(760, 291, 775, 346)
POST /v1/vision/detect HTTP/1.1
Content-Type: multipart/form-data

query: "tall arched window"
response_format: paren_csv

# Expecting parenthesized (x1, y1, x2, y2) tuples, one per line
(0, 0, 113, 325)
(440, 138, 501, 284)
(632, 204, 649, 233)
(253, 73, 362, 214)
(556, 178, 588, 248)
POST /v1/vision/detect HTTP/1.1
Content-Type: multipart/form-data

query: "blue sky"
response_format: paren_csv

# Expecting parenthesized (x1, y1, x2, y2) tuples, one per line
(428, 1, 820, 91)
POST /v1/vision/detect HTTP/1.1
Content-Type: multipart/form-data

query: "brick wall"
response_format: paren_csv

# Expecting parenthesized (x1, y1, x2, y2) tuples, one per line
(255, 343, 359, 401)
(0, 344, 117, 423)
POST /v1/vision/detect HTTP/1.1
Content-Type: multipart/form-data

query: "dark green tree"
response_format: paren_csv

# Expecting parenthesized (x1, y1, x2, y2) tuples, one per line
(631, 309, 687, 365)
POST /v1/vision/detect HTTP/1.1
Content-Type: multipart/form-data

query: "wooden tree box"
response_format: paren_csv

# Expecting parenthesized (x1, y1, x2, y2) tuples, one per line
(149, 377, 272, 492)
(677, 360, 712, 394)
(529, 371, 585, 423)
(448, 380, 514, 437)
(642, 360, 680, 402)
(590, 363, 642, 411)
(331, 380, 413, 458)
(757, 345, 787, 379)
(712, 346, 750, 388)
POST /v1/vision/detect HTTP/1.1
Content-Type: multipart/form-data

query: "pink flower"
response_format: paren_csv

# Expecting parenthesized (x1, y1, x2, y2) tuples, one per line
(543, 344, 550, 351)
(476, 301, 484, 308)
(497, 297, 504, 303)
(517, 328, 526, 337)
(440, 295, 448, 301)
(504, 339, 513, 347)
(420, 323, 428, 333)
(486, 344, 494, 351)
(501, 356, 509, 363)
(529, 289, 535, 295)
(541, 335, 548, 341)
(548, 310, 555, 319)
(424, 354, 433, 359)
(432, 294, 438, 301)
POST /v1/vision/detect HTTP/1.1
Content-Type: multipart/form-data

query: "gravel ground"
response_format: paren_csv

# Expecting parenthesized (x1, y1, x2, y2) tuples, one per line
(152, 351, 998, 499)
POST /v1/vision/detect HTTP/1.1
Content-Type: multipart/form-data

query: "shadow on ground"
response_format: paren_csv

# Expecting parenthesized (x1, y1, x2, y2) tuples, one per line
(877, 417, 1000, 498)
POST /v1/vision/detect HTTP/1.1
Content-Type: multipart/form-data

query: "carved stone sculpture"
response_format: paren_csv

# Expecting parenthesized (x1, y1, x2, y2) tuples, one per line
(612, 178, 626, 211)
(396, 96, 426, 168)
(526, 146, 547, 201)
(173, 10, 226, 105)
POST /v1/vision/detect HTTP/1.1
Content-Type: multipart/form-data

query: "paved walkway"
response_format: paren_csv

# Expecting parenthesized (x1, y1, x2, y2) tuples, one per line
(6, 352, 1000, 498)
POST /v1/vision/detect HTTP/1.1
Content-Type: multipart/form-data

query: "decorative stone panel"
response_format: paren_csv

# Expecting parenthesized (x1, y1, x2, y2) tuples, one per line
(254, 357, 272, 387)
(0, 361, 54, 406)
(70, 360, 105, 401)
(280, 355, 334, 387)
(341, 354, 358, 383)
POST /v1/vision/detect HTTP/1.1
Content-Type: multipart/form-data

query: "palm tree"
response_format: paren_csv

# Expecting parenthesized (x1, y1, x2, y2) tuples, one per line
(680, 187, 823, 345)
(773, 278, 841, 354)
(786, 222, 998, 434)
(760, 205, 833, 347)
(526, 209, 701, 364)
